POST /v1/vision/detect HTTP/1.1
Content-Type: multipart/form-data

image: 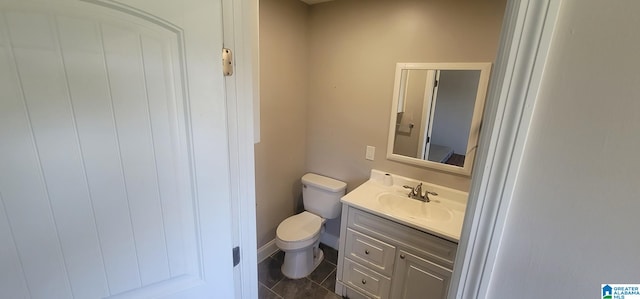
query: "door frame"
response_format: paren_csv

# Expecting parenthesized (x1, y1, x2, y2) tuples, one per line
(222, 0, 259, 298)
(418, 69, 437, 160)
(449, 0, 562, 298)
(234, 0, 562, 298)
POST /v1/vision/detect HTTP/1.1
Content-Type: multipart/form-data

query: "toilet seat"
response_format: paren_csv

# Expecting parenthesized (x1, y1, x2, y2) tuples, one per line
(276, 211, 323, 250)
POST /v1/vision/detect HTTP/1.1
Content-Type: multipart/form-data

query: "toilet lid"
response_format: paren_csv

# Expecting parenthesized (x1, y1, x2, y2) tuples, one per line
(277, 211, 322, 243)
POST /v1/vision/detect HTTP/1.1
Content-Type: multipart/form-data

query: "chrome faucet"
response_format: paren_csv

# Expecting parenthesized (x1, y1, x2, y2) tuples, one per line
(403, 183, 438, 202)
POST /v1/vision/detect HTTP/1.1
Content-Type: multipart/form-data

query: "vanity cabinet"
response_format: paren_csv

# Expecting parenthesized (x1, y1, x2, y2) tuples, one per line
(391, 250, 452, 299)
(336, 205, 457, 299)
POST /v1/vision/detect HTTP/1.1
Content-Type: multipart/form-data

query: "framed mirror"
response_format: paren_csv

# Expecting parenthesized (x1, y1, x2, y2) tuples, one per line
(386, 62, 491, 176)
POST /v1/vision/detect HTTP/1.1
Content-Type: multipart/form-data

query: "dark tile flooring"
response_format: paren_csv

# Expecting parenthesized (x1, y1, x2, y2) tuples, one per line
(258, 243, 343, 299)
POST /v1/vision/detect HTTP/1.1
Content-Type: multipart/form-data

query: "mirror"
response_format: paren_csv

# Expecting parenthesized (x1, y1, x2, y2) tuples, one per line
(386, 63, 491, 176)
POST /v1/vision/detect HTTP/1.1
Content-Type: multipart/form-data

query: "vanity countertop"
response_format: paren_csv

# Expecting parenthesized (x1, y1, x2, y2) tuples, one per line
(340, 170, 467, 243)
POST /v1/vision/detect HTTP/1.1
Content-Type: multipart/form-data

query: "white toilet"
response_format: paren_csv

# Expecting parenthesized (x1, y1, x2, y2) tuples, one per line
(275, 173, 347, 279)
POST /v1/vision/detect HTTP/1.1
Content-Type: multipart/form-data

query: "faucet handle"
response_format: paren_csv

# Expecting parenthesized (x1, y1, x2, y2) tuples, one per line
(402, 185, 414, 192)
(402, 185, 416, 197)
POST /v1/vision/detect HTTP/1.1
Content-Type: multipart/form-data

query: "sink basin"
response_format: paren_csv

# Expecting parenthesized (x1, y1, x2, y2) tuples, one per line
(377, 192, 453, 222)
(340, 170, 469, 241)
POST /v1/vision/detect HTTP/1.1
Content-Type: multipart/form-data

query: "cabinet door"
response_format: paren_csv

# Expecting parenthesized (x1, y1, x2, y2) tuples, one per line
(390, 250, 452, 299)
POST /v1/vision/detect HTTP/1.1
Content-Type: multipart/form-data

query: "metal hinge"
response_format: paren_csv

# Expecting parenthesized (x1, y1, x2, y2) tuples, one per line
(232, 246, 240, 267)
(222, 48, 233, 76)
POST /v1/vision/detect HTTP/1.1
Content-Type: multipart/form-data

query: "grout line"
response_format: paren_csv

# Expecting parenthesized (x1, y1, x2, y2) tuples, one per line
(259, 256, 341, 298)
(310, 275, 341, 299)
(319, 268, 336, 286)
(270, 279, 283, 292)
(271, 276, 285, 291)
(259, 282, 283, 299)
(307, 277, 325, 290)
(259, 256, 284, 291)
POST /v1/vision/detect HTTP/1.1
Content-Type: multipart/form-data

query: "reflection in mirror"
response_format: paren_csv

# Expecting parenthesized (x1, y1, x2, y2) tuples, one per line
(387, 63, 491, 176)
(394, 69, 480, 164)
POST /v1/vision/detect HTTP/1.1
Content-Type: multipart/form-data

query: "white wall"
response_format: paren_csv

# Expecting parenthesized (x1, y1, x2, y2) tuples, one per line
(487, 1, 640, 298)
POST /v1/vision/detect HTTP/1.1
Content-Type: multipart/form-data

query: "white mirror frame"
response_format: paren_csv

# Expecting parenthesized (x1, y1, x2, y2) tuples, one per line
(386, 62, 492, 176)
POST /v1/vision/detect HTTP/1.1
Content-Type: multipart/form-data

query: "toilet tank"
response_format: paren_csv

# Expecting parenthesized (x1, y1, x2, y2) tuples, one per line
(302, 173, 347, 219)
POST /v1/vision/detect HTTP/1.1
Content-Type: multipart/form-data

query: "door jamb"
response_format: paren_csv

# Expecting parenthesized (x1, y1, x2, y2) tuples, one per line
(449, 0, 562, 298)
(222, 0, 259, 298)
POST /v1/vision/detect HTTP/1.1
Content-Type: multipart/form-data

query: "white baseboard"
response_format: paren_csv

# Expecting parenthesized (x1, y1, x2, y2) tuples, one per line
(257, 239, 279, 263)
(320, 232, 340, 250)
(258, 233, 340, 263)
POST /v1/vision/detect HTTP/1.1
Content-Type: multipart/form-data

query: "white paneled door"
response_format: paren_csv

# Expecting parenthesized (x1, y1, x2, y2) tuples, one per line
(0, 0, 236, 298)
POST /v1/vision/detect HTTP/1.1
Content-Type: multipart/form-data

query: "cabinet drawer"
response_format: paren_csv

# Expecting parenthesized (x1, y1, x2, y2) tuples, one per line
(343, 258, 391, 299)
(347, 207, 457, 267)
(345, 228, 395, 276)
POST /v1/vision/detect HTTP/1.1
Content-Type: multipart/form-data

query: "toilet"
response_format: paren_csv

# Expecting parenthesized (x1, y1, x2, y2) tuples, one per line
(276, 173, 347, 279)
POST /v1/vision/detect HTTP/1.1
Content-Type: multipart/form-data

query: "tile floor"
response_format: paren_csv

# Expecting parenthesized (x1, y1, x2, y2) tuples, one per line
(258, 243, 344, 299)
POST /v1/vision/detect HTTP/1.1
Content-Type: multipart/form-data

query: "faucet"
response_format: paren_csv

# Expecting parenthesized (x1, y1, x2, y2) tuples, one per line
(403, 183, 438, 202)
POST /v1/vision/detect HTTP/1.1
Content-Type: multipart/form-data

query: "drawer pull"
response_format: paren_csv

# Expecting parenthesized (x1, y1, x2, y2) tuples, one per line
(364, 250, 369, 255)
(361, 279, 367, 285)
(400, 254, 406, 259)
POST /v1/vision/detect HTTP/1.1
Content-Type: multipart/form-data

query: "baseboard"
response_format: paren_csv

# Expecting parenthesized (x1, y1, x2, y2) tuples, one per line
(259, 233, 339, 263)
(320, 232, 340, 250)
(257, 239, 279, 263)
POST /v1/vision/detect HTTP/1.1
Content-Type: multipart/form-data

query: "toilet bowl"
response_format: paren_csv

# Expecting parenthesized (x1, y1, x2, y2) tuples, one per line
(276, 211, 325, 279)
(275, 173, 346, 279)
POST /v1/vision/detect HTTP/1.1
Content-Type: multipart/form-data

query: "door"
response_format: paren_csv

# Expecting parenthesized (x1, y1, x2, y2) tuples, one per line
(418, 70, 439, 160)
(0, 0, 235, 298)
(390, 250, 452, 299)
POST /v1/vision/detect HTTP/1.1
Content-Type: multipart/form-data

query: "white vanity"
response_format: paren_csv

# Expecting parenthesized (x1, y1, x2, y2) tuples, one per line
(335, 170, 467, 299)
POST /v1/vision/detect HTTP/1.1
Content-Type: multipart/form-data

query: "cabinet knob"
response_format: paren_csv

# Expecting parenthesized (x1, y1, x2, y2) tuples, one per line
(361, 279, 367, 285)
(364, 250, 369, 255)
(400, 254, 406, 259)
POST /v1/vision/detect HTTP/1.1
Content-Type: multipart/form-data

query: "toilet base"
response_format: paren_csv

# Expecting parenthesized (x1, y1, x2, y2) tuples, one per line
(281, 245, 324, 279)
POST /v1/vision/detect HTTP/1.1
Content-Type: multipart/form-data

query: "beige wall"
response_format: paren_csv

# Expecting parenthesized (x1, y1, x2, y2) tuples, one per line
(306, 0, 506, 243)
(488, 1, 640, 297)
(255, 0, 309, 247)
(306, 0, 506, 191)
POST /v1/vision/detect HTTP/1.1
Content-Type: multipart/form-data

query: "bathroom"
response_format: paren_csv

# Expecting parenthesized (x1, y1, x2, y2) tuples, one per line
(255, 0, 507, 298)
(2, 0, 638, 298)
